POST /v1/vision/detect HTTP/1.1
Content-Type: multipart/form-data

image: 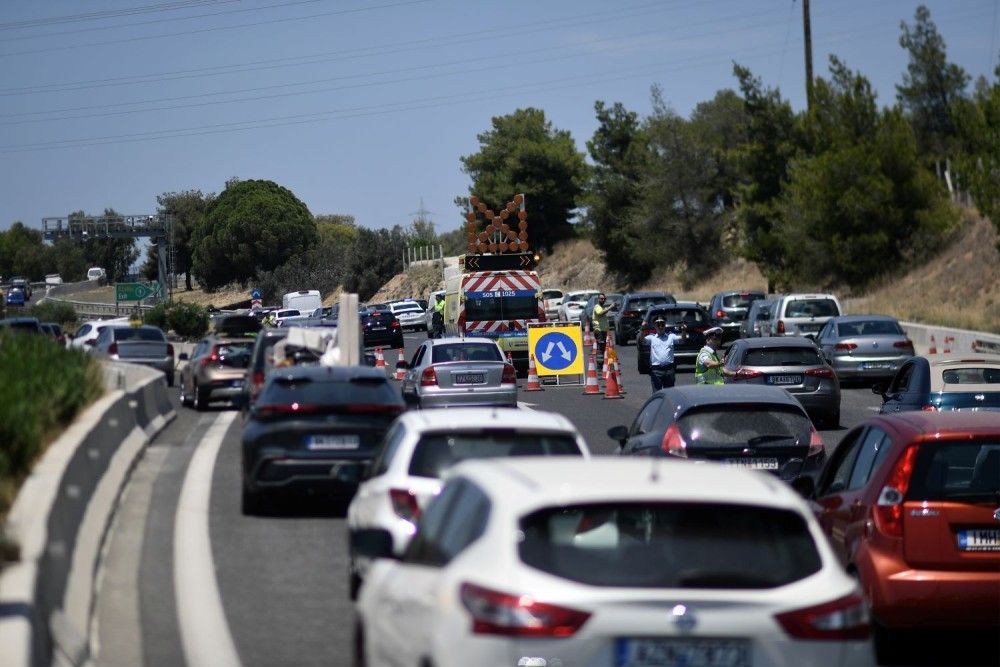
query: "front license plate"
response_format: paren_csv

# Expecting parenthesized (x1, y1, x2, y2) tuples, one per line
(616, 637, 751, 667)
(307, 434, 359, 450)
(767, 374, 802, 385)
(957, 529, 1000, 551)
(724, 457, 779, 470)
(454, 373, 485, 384)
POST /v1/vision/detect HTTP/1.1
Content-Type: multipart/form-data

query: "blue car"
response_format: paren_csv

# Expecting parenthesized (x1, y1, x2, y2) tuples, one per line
(5, 288, 26, 307)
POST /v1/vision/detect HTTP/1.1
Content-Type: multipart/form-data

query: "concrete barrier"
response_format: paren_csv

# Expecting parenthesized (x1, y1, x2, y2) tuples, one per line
(0, 363, 176, 667)
(900, 321, 1000, 357)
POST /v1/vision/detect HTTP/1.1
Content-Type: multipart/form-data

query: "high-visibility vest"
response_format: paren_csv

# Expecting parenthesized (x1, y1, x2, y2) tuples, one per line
(695, 346, 725, 384)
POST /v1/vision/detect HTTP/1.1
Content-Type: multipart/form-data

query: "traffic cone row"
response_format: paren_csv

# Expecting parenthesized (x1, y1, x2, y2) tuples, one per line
(394, 348, 406, 380)
(524, 355, 544, 391)
(374, 347, 386, 371)
(583, 354, 602, 394)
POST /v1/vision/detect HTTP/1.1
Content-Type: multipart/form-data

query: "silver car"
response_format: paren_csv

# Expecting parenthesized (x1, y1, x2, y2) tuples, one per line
(399, 337, 517, 408)
(89, 324, 175, 386)
(816, 315, 915, 381)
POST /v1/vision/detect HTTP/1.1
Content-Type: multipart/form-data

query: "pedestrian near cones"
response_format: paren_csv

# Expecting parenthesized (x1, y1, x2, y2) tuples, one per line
(524, 355, 544, 391)
(583, 354, 601, 395)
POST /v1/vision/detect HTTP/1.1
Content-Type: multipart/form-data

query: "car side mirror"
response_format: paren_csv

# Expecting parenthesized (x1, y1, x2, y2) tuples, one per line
(178, 352, 189, 361)
(872, 382, 887, 399)
(607, 425, 629, 448)
(790, 475, 816, 499)
(351, 528, 395, 560)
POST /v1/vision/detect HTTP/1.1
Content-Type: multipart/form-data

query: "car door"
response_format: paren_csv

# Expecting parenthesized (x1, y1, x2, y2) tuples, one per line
(623, 395, 666, 454)
(817, 321, 835, 361)
(880, 359, 918, 413)
(401, 344, 427, 401)
(812, 427, 873, 564)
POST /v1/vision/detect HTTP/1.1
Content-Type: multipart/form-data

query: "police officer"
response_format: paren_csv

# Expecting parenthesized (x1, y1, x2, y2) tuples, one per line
(644, 316, 684, 391)
(591, 293, 617, 364)
(432, 295, 446, 337)
(695, 326, 733, 384)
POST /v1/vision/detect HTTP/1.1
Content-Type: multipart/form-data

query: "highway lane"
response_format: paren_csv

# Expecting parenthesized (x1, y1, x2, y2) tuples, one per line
(91, 331, 950, 667)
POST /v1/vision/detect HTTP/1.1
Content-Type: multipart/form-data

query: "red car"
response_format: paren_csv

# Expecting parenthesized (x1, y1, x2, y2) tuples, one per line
(798, 412, 1000, 663)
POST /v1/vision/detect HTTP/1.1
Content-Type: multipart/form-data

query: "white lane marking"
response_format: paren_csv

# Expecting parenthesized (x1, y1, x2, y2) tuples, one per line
(173, 411, 242, 667)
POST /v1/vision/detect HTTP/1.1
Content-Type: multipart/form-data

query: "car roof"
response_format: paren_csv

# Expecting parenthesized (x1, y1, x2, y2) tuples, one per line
(714, 289, 766, 297)
(268, 364, 389, 382)
(777, 293, 839, 300)
(925, 353, 1000, 365)
(656, 384, 805, 409)
(737, 336, 820, 349)
(870, 411, 1000, 439)
(827, 314, 898, 324)
(0, 316, 40, 325)
(394, 408, 581, 435)
(448, 458, 799, 513)
(624, 291, 670, 298)
(649, 302, 704, 311)
(423, 336, 499, 346)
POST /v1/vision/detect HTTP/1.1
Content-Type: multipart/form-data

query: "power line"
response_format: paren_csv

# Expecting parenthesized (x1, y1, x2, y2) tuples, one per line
(0, 0, 233, 31)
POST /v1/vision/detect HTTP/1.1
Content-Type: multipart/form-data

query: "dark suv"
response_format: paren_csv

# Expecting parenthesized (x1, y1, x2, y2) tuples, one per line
(362, 308, 404, 350)
(707, 290, 767, 345)
(636, 303, 711, 373)
(614, 291, 676, 345)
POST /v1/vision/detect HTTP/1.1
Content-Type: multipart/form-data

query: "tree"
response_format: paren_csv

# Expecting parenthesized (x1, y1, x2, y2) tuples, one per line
(953, 67, 1000, 243)
(343, 226, 407, 300)
(896, 5, 970, 158)
(688, 89, 750, 212)
(458, 108, 589, 253)
(189, 179, 317, 290)
(66, 209, 139, 283)
(0, 223, 48, 280)
(152, 190, 214, 290)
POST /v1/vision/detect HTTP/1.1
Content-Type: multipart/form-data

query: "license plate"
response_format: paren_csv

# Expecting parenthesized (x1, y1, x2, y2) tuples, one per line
(957, 529, 1000, 552)
(616, 637, 751, 667)
(724, 457, 779, 470)
(767, 375, 802, 385)
(454, 373, 485, 384)
(307, 434, 359, 450)
(800, 324, 821, 332)
(861, 362, 892, 370)
(370, 326, 386, 331)
(232, 380, 242, 387)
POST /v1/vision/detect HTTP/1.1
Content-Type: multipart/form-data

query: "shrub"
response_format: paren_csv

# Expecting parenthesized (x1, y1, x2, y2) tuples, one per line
(29, 301, 79, 329)
(143, 302, 169, 329)
(166, 301, 209, 339)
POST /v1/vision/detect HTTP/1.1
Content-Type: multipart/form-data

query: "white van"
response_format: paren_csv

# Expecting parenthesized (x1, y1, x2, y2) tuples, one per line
(282, 290, 322, 314)
(763, 293, 843, 338)
(86, 267, 106, 282)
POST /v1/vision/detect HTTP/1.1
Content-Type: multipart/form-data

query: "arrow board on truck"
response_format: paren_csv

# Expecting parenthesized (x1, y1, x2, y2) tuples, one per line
(529, 326, 583, 376)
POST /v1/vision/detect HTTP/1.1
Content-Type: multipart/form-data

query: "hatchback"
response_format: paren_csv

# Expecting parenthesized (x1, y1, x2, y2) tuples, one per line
(708, 289, 767, 345)
(608, 384, 825, 479)
(557, 289, 600, 322)
(794, 412, 1000, 664)
(763, 293, 842, 339)
(70, 317, 130, 349)
(361, 308, 404, 350)
(178, 332, 256, 410)
(346, 408, 590, 598)
(876, 353, 1000, 413)
(614, 291, 677, 345)
(241, 365, 405, 514)
(353, 458, 874, 667)
(89, 324, 175, 385)
(816, 315, 915, 381)
(5, 287, 26, 307)
(724, 337, 841, 428)
(398, 337, 517, 409)
(541, 288, 564, 321)
(636, 303, 710, 372)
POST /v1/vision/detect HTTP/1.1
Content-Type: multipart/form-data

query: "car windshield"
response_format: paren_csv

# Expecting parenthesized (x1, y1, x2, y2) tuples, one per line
(431, 343, 502, 363)
(566, 292, 595, 303)
(784, 298, 839, 318)
(113, 328, 165, 342)
(392, 303, 422, 313)
(836, 320, 903, 336)
(908, 440, 1000, 501)
(408, 432, 581, 478)
(678, 407, 811, 448)
(742, 347, 823, 366)
(939, 367, 1000, 384)
(519, 502, 821, 589)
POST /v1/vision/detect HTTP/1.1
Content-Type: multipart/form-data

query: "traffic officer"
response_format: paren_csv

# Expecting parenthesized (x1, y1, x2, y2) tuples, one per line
(695, 326, 732, 384)
(591, 293, 617, 364)
(432, 294, 446, 337)
(644, 316, 684, 391)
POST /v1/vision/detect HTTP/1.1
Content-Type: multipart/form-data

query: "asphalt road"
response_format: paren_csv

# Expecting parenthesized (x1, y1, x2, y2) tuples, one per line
(91, 331, 984, 667)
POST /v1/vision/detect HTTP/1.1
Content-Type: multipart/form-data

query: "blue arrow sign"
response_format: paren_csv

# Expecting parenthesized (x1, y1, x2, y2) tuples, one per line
(535, 331, 577, 371)
(251, 288, 262, 299)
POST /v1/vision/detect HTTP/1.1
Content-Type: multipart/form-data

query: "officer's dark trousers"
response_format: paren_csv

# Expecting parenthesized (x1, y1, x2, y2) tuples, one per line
(650, 364, 676, 391)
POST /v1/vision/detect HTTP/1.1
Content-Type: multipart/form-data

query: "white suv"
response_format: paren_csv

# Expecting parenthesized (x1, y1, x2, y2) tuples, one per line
(764, 293, 843, 339)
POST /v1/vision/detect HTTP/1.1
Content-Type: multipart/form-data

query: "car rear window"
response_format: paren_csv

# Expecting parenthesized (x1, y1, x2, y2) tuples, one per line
(783, 299, 839, 318)
(542, 290, 563, 300)
(678, 406, 811, 448)
(742, 347, 823, 366)
(648, 309, 706, 326)
(908, 440, 1000, 501)
(519, 503, 821, 589)
(408, 431, 581, 478)
(259, 376, 400, 407)
(114, 328, 165, 341)
(214, 342, 254, 368)
(836, 320, 903, 336)
(627, 296, 673, 310)
(939, 367, 1000, 384)
(722, 293, 764, 309)
(431, 343, 502, 363)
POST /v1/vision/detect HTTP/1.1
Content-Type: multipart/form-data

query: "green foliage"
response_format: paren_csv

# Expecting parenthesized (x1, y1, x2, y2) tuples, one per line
(458, 108, 589, 253)
(71, 209, 140, 283)
(190, 179, 317, 290)
(159, 190, 214, 291)
(143, 302, 169, 329)
(953, 68, 1000, 244)
(166, 301, 209, 339)
(0, 333, 103, 516)
(343, 226, 407, 300)
(28, 301, 78, 329)
(0, 223, 49, 281)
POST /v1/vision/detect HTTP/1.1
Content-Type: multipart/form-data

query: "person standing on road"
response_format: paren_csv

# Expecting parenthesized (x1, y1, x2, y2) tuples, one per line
(645, 316, 684, 391)
(591, 293, 617, 364)
(695, 327, 733, 384)
(432, 295, 446, 337)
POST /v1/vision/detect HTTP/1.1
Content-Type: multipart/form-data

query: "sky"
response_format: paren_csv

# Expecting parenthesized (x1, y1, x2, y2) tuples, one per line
(1, 0, 997, 239)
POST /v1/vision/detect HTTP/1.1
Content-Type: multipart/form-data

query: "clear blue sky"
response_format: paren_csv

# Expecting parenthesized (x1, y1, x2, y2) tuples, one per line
(1, 0, 996, 236)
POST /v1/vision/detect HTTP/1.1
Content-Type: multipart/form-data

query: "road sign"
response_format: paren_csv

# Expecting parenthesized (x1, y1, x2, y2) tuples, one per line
(251, 288, 262, 300)
(528, 324, 583, 376)
(251, 298, 262, 310)
(115, 282, 158, 301)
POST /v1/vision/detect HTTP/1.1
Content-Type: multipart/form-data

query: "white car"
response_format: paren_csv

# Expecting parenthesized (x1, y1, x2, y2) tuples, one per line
(69, 317, 130, 349)
(346, 408, 590, 598)
(541, 288, 564, 321)
(389, 300, 426, 332)
(558, 289, 600, 322)
(273, 308, 307, 327)
(354, 458, 874, 667)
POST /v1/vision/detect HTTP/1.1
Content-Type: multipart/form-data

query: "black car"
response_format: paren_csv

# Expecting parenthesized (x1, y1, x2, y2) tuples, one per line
(636, 303, 710, 373)
(362, 308, 404, 350)
(707, 289, 767, 345)
(607, 384, 825, 480)
(241, 365, 405, 514)
(875, 354, 1000, 413)
(614, 291, 676, 345)
(0, 316, 44, 334)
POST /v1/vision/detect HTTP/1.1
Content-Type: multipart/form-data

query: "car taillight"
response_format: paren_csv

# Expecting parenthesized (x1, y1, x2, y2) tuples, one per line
(389, 488, 420, 523)
(501, 363, 517, 384)
(894, 340, 914, 351)
(660, 423, 687, 457)
(420, 367, 438, 386)
(808, 425, 824, 457)
(459, 582, 591, 637)
(777, 320, 785, 334)
(108, 341, 118, 355)
(715, 309, 726, 319)
(201, 347, 220, 366)
(921, 404, 938, 411)
(622, 310, 639, 319)
(250, 371, 265, 398)
(873, 444, 919, 538)
(391, 320, 401, 329)
(537, 307, 546, 321)
(834, 343, 857, 351)
(732, 368, 763, 381)
(641, 327, 655, 337)
(775, 593, 870, 640)
(254, 402, 320, 417)
(805, 367, 834, 378)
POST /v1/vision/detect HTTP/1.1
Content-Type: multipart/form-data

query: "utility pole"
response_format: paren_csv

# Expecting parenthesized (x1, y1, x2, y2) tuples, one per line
(802, 0, 814, 110)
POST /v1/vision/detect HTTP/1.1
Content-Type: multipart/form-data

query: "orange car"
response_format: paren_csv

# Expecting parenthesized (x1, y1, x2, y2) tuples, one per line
(797, 411, 1000, 662)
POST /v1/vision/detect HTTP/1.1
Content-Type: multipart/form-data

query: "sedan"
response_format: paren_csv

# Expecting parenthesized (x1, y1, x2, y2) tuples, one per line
(724, 337, 842, 428)
(89, 324, 175, 386)
(240, 365, 405, 514)
(614, 291, 676, 345)
(608, 384, 825, 479)
(875, 353, 1000, 412)
(353, 458, 874, 667)
(346, 407, 590, 597)
(793, 412, 1000, 665)
(557, 289, 600, 322)
(399, 338, 517, 409)
(362, 308, 404, 350)
(389, 300, 426, 332)
(636, 302, 710, 373)
(816, 315, 914, 381)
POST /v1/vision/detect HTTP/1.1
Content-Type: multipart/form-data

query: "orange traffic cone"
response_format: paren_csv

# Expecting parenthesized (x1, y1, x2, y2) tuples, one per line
(929, 335, 937, 354)
(394, 349, 406, 380)
(583, 321, 592, 349)
(603, 364, 624, 399)
(601, 350, 610, 382)
(524, 355, 544, 391)
(614, 358, 626, 394)
(583, 354, 601, 395)
(375, 347, 386, 371)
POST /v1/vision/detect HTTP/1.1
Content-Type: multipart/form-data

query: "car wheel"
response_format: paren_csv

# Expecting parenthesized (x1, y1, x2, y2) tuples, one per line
(195, 383, 209, 411)
(824, 408, 840, 429)
(241, 485, 263, 516)
(179, 382, 193, 408)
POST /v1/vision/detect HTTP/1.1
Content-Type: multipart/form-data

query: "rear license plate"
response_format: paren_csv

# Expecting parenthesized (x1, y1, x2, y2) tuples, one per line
(767, 375, 802, 385)
(724, 457, 779, 470)
(232, 380, 242, 387)
(370, 326, 386, 331)
(616, 637, 750, 667)
(957, 529, 1000, 552)
(454, 373, 485, 384)
(800, 324, 821, 332)
(861, 362, 892, 370)
(307, 434, 359, 450)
